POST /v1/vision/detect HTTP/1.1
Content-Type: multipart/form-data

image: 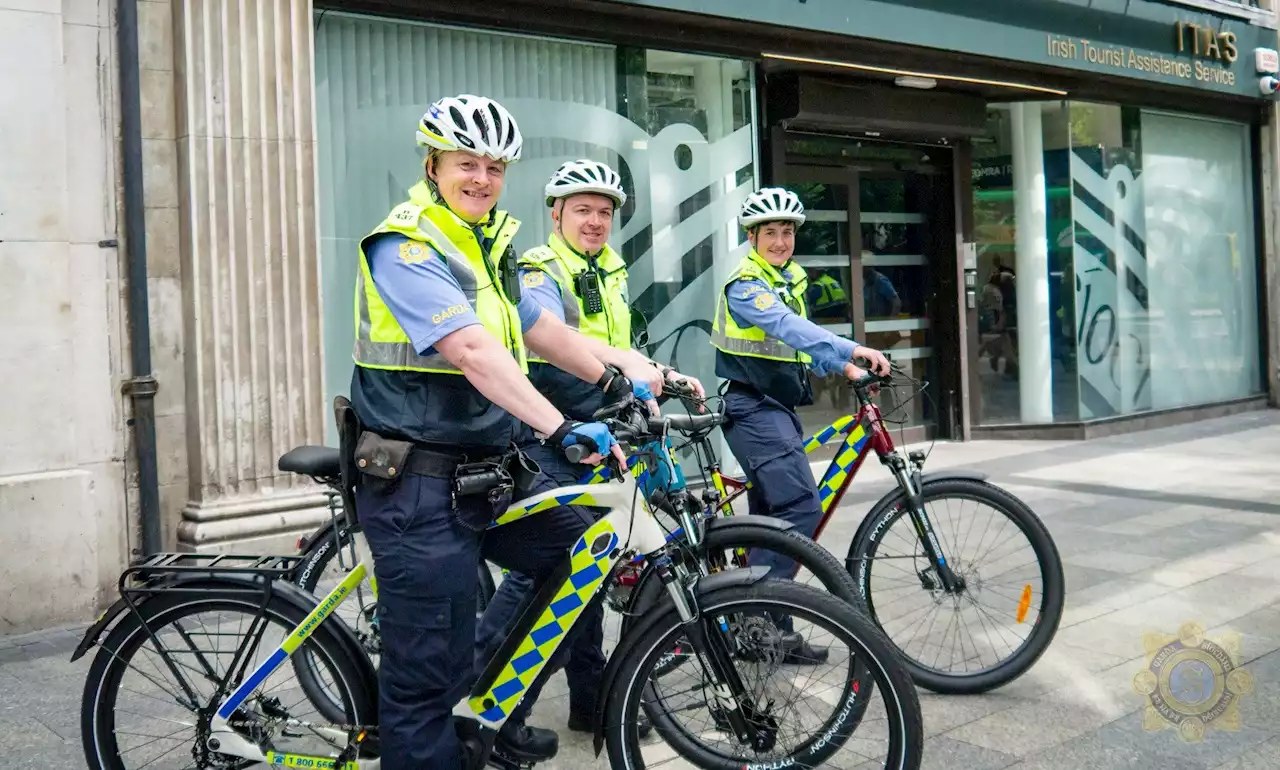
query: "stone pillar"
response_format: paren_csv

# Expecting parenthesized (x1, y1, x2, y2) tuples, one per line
(1264, 98, 1280, 408)
(171, 0, 330, 551)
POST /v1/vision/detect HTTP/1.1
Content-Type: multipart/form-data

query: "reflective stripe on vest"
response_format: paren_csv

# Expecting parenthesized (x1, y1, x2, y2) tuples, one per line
(519, 233, 630, 363)
(353, 188, 525, 374)
(710, 249, 811, 364)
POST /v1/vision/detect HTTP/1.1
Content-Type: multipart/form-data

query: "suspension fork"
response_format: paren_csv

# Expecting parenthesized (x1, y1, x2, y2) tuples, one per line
(889, 458, 965, 594)
(652, 552, 761, 747)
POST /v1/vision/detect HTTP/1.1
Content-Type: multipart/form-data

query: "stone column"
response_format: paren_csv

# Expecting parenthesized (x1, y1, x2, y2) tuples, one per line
(1264, 98, 1280, 408)
(171, 0, 330, 551)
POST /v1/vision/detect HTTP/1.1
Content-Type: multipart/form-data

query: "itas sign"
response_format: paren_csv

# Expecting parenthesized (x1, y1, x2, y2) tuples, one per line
(1046, 21, 1239, 88)
(1173, 21, 1238, 63)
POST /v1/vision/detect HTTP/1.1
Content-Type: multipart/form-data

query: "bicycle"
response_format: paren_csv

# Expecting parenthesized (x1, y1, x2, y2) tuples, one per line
(291, 363, 1065, 697)
(688, 364, 1066, 695)
(73, 397, 924, 770)
(286, 394, 869, 728)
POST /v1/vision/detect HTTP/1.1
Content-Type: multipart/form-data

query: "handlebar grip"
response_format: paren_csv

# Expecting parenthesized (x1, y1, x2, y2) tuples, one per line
(564, 443, 589, 463)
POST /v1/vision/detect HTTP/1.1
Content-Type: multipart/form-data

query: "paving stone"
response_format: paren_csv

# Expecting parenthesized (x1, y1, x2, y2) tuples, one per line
(1064, 550, 1169, 576)
(1213, 735, 1280, 769)
(920, 736, 1020, 769)
(942, 697, 1116, 757)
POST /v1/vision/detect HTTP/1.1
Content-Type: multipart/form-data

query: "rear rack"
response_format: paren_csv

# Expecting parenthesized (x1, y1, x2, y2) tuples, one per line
(121, 552, 305, 591)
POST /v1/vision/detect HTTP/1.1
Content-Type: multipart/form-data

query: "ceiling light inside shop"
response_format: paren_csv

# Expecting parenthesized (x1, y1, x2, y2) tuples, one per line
(894, 75, 937, 89)
(762, 52, 1068, 96)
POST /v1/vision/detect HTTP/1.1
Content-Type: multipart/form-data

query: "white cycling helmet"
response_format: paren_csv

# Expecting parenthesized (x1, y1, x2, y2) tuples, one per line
(416, 94, 523, 163)
(545, 159, 627, 207)
(739, 187, 806, 229)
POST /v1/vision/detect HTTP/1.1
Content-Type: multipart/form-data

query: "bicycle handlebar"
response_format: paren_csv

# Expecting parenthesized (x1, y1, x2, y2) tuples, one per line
(563, 400, 726, 464)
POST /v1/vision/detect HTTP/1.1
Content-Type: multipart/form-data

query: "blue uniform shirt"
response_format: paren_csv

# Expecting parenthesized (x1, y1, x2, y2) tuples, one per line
(518, 267, 568, 323)
(725, 278, 859, 377)
(366, 233, 543, 354)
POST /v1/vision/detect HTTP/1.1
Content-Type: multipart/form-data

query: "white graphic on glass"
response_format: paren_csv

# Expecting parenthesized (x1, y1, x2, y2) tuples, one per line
(1070, 152, 1152, 418)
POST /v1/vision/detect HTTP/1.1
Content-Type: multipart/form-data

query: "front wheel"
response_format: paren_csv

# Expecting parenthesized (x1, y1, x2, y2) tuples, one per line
(604, 579, 923, 770)
(847, 477, 1066, 694)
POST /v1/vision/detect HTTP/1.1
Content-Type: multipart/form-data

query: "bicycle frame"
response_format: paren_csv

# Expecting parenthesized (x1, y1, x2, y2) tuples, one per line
(717, 405, 888, 543)
(205, 465, 668, 766)
(575, 401, 886, 541)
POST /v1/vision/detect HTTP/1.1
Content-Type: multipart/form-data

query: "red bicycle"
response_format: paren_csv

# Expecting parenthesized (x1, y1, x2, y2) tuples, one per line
(670, 366, 1066, 695)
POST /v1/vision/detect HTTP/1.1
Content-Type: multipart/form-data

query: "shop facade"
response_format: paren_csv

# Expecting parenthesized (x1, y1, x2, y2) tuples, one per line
(313, 0, 1279, 445)
(120, 0, 1280, 555)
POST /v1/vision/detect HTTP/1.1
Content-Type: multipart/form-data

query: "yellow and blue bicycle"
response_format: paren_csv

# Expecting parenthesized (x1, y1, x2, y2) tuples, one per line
(73, 398, 923, 770)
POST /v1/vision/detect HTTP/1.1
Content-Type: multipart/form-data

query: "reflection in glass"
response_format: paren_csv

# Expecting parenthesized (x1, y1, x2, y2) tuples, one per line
(970, 102, 1079, 425)
(972, 101, 1261, 427)
(314, 16, 759, 450)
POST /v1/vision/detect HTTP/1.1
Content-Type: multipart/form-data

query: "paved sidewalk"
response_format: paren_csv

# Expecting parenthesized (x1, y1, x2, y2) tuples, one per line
(6, 409, 1280, 768)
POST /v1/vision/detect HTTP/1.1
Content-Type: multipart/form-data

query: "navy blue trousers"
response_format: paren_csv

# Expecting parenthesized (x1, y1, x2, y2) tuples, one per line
(482, 438, 608, 722)
(722, 388, 825, 597)
(358, 467, 594, 770)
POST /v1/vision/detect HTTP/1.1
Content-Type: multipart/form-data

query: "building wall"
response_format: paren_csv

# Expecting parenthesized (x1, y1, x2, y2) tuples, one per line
(0, 0, 129, 633)
(142, 0, 332, 554)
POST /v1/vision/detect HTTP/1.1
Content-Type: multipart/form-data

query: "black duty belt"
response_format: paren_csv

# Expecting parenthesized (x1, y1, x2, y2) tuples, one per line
(404, 446, 507, 479)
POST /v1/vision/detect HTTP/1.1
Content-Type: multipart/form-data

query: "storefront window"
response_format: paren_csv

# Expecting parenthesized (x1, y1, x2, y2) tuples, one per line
(972, 100, 1260, 426)
(313, 13, 757, 450)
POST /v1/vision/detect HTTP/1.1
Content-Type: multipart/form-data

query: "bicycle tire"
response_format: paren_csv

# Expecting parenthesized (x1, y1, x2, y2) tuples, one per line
(604, 579, 923, 770)
(846, 477, 1066, 694)
(295, 524, 496, 612)
(293, 526, 497, 721)
(81, 588, 377, 770)
(621, 521, 861, 639)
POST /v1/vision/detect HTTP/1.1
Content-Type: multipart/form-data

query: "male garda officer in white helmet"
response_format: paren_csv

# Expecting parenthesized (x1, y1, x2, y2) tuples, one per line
(483, 159, 703, 737)
(710, 187, 891, 662)
(348, 95, 664, 769)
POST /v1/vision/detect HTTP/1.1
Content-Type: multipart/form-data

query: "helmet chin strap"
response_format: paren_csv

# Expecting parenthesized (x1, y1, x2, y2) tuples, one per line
(425, 155, 494, 226)
(552, 199, 604, 259)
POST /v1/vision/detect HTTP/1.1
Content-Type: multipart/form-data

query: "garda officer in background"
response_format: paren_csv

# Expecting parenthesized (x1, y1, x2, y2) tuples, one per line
(486, 159, 704, 737)
(710, 187, 891, 663)
(349, 94, 662, 770)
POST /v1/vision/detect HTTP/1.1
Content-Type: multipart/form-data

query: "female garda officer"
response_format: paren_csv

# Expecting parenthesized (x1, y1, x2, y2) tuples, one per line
(350, 95, 656, 770)
(491, 159, 704, 736)
(710, 188, 891, 663)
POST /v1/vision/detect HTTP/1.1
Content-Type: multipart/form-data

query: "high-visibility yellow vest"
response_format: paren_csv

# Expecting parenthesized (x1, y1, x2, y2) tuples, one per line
(353, 181, 526, 374)
(710, 249, 812, 364)
(518, 233, 631, 362)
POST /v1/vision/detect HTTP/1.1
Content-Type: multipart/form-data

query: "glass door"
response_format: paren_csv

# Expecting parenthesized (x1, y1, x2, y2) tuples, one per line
(779, 166, 861, 440)
(859, 169, 940, 431)
(781, 134, 957, 442)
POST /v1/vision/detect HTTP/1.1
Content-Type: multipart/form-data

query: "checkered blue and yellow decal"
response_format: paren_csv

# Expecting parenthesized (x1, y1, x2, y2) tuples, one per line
(802, 414, 857, 453)
(490, 489, 604, 528)
(816, 417, 872, 509)
(470, 517, 620, 722)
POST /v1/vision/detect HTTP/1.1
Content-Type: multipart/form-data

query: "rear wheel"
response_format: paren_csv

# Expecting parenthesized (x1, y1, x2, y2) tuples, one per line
(81, 588, 376, 770)
(292, 524, 496, 720)
(622, 521, 862, 641)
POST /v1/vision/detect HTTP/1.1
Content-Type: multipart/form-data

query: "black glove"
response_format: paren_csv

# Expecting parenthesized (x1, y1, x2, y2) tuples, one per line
(596, 364, 632, 400)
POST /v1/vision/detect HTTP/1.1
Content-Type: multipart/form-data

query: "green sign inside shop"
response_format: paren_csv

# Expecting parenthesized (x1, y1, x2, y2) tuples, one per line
(607, 0, 1276, 98)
